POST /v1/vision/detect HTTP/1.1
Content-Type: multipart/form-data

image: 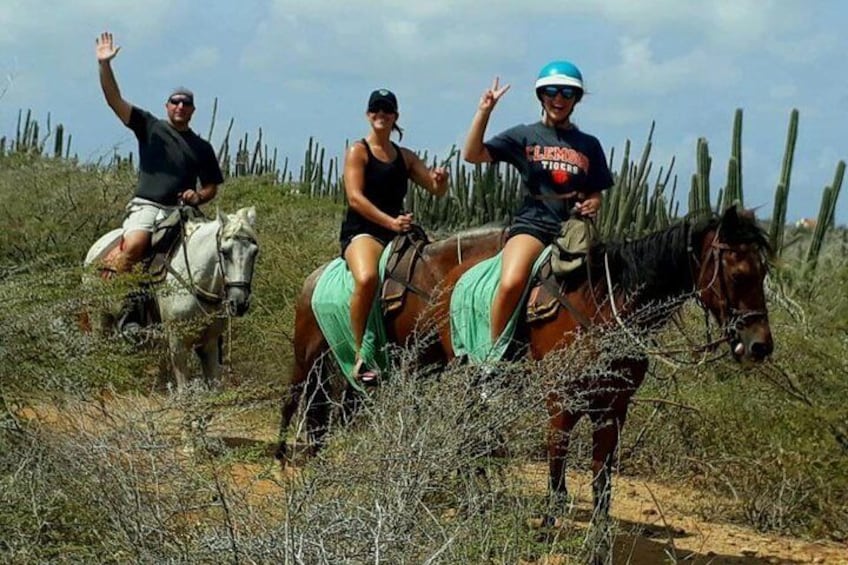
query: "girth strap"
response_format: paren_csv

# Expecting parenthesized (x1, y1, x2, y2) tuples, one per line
(533, 260, 593, 330)
(381, 225, 430, 316)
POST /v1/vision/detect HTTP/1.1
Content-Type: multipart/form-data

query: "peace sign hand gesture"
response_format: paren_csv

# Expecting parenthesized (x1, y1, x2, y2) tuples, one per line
(95, 31, 121, 63)
(478, 76, 510, 113)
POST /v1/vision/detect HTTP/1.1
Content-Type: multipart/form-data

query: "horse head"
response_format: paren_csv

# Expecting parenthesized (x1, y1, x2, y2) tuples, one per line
(216, 206, 259, 317)
(692, 206, 773, 363)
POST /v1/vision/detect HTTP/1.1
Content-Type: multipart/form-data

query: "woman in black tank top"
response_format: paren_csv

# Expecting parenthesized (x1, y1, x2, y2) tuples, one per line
(342, 89, 449, 384)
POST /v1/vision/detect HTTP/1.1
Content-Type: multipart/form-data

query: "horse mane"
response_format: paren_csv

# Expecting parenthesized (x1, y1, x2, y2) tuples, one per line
(695, 209, 771, 252)
(181, 209, 258, 242)
(592, 207, 769, 301)
(222, 211, 258, 241)
(593, 221, 694, 300)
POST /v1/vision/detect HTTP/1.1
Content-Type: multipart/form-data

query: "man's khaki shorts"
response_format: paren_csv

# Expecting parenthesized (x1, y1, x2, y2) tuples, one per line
(122, 197, 176, 234)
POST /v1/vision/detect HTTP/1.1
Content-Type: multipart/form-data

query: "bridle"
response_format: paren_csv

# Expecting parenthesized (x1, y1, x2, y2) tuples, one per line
(690, 226, 769, 351)
(171, 216, 258, 313)
(215, 226, 258, 315)
(598, 220, 769, 366)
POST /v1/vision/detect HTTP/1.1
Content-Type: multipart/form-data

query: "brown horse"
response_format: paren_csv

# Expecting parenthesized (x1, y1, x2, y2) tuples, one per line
(275, 226, 500, 461)
(276, 205, 773, 532)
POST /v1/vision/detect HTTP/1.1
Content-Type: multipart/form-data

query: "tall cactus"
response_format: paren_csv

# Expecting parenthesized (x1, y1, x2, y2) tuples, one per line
(690, 137, 712, 219)
(53, 124, 64, 158)
(721, 110, 744, 211)
(804, 160, 845, 273)
(730, 108, 744, 205)
(769, 109, 798, 255)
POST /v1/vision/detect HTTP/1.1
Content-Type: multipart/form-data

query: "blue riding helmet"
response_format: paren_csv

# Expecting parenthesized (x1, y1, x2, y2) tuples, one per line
(535, 60, 584, 101)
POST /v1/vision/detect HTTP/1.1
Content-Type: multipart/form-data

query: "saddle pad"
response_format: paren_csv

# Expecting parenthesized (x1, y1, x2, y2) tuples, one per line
(311, 243, 394, 390)
(450, 247, 552, 364)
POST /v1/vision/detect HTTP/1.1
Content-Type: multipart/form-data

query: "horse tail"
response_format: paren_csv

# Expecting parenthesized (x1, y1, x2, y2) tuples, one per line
(276, 264, 332, 467)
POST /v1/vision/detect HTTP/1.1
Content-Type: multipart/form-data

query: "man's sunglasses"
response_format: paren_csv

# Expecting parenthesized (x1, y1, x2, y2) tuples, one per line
(168, 97, 194, 107)
(539, 86, 579, 100)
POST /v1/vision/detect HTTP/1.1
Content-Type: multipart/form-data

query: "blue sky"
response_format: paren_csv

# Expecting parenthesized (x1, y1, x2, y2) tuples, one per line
(1, 0, 846, 223)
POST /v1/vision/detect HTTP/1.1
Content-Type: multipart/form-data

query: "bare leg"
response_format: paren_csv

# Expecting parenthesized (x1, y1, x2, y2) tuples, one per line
(343, 236, 385, 370)
(106, 230, 152, 335)
(107, 229, 151, 273)
(491, 234, 545, 342)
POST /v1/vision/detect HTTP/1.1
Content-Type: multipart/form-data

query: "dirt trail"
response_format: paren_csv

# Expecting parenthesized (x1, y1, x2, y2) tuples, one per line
(17, 398, 848, 564)
(222, 458, 846, 564)
(515, 464, 847, 564)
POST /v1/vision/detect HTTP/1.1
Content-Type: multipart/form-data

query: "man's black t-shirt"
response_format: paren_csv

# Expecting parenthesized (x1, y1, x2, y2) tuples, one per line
(127, 107, 224, 205)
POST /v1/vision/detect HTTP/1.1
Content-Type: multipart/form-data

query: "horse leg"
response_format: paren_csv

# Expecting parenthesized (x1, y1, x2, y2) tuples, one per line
(547, 398, 581, 516)
(276, 350, 332, 466)
(586, 406, 627, 565)
(304, 358, 332, 452)
(196, 336, 222, 389)
(169, 335, 192, 392)
(275, 366, 304, 466)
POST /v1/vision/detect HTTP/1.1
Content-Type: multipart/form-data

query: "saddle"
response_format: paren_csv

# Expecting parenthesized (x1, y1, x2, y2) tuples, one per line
(381, 225, 430, 316)
(526, 246, 593, 328)
(117, 207, 205, 335)
(143, 206, 205, 281)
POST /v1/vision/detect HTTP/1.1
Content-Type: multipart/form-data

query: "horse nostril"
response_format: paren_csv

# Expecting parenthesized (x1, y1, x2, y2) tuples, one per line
(750, 341, 772, 360)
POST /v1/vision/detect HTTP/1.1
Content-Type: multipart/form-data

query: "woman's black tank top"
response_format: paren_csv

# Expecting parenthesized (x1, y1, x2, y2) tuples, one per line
(339, 139, 409, 244)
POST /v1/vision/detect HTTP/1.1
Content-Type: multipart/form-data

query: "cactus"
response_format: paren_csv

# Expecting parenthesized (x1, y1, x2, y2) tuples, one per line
(207, 97, 218, 142)
(53, 124, 64, 158)
(730, 108, 744, 206)
(802, 161, 843, 274)
(769, 109, 798, 254)
(691, 137, 712, 219)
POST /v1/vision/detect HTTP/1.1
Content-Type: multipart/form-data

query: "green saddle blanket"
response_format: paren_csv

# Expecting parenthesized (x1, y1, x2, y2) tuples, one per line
(450, 247, 552, 364)
(311, 244, 393, 390)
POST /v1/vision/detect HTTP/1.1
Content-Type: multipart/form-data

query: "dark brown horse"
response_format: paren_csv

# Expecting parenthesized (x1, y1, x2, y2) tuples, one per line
(276, 205, 773, 533)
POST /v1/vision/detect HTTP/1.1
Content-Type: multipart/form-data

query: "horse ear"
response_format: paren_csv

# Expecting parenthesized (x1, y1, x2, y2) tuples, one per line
(738, 208, 755, 221)
(723, 204, 755, 225)
(722, 204, 740, 224)
(245, 206, 257, 227)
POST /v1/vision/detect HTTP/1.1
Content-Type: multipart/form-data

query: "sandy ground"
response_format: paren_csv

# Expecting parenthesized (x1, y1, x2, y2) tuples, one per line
(16, 397, 848, 564)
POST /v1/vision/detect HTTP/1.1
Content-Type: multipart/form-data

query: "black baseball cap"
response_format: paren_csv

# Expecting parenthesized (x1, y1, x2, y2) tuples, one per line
(367, 88, 398, 113)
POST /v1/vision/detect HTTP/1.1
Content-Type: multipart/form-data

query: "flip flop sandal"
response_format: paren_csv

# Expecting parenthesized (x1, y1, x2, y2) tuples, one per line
(353, 358, 380, 386)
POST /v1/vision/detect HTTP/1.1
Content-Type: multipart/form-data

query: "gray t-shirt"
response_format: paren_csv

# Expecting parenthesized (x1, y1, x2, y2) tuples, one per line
(127, 107, 224, 206)
(485, 122, 613, 235)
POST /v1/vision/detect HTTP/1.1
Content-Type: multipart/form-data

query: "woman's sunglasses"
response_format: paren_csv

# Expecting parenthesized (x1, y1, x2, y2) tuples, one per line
(540, 86, 579, 100)
(368, 104, 397, 114)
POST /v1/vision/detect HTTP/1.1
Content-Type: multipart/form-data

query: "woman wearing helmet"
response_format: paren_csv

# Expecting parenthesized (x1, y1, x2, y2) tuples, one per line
(342, 88, 449, 384)
(463, 60, 614, 346)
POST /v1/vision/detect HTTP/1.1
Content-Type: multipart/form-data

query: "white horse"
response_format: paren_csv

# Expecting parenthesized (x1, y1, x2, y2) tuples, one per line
(83, 206, 259, 389)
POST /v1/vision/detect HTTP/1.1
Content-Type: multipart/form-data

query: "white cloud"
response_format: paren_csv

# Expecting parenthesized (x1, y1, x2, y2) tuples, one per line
(0, 0, 179, 46)
(156, 46, 220, 77)
(768, 83, 799, 100)
(598, 36, 738, 99)
(767, 32, 839, 64)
